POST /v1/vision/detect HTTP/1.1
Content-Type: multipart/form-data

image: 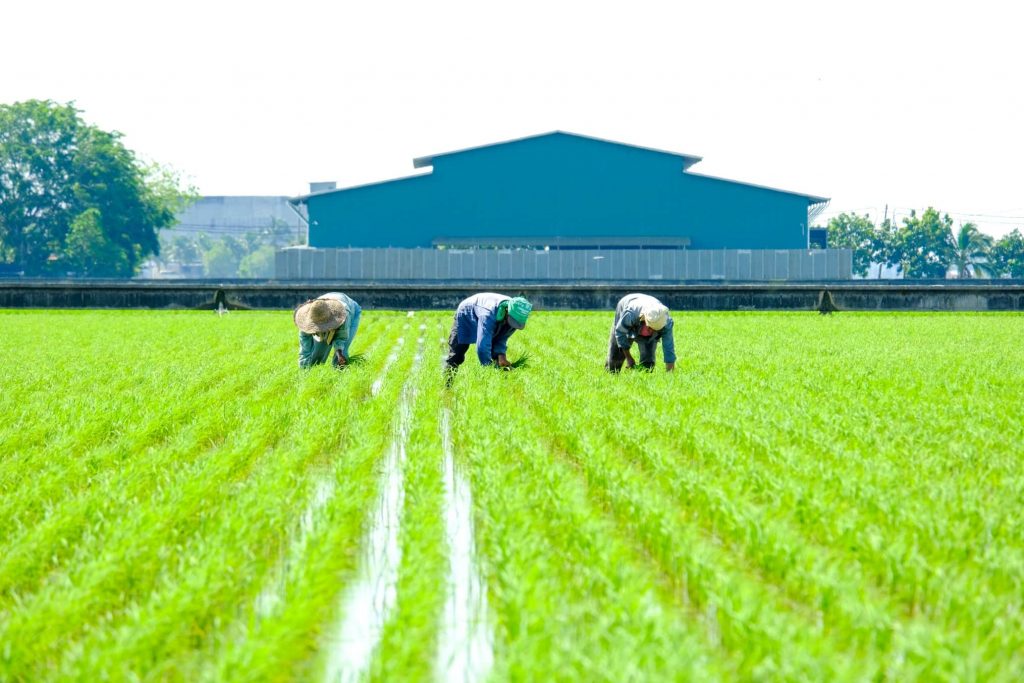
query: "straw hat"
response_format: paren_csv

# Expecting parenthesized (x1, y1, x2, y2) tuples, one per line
(294, 298, 348, 334)
(641, 302, 669, 330)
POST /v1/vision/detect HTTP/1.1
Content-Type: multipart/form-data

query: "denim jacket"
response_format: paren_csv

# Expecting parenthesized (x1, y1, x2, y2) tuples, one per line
(454, 292, 517, 366)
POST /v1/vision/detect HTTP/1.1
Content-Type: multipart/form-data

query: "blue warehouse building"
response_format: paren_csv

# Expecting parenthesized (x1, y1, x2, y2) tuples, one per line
(282, 132, 847, 281)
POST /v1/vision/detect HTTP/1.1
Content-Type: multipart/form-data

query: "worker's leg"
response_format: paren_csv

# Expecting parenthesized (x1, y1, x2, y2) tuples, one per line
(605, 324, 625, 372)
(637, 338, 657, 370)
(445, 317, 469, 370)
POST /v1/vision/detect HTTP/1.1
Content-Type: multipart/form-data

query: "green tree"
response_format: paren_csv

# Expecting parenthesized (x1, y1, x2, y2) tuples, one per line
(871, 218, 900, 278)
(222, 235, 247, 264)
(238, 244, 277, 278)
(164, 235, 202, 265)
(194, 232, 214, 253)
(946, 222, 994, 278)
(990, 229, 1024, 278)
(825, 212, 876, 276)
(263, 216, 299, 246)
(203, 240, 242, 277)
(0, 99, 194, 275)
(0, 100, 79, 271)
(893, 208, 954, 278)
(63, 208, 131, 276)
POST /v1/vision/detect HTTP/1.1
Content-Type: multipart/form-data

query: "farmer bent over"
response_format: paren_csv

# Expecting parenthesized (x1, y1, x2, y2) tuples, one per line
(446, 293, 532, 371)
(607, 293, 676, 372)
(294, 292, 361, 368)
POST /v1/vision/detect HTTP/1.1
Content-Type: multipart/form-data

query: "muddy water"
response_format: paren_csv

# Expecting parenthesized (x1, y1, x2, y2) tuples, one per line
(436, 405, 495, 683)
(371, 328, 407, 397)
(325, 335, 425, 683)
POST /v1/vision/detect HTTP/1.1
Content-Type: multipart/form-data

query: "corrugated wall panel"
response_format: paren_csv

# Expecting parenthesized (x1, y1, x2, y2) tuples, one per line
(724, 250, 739, 280)
(812, 250, 826, 279)
(274, 248, 853, 281)
(738, 250, 752, 280)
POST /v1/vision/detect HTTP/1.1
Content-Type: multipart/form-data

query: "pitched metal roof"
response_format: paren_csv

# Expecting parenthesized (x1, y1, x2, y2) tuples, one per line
(412, 130, 704, 170)
(290, 131, 827, 206)
(686, 171, 830, 205)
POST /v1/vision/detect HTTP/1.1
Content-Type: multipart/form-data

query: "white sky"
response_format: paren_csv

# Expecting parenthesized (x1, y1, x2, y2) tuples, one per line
(3, 0, 1021, 236)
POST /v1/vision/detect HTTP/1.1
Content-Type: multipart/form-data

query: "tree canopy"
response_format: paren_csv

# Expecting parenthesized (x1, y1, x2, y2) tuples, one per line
(817, 209, 1021, 279)
(156, 216, 297, 278)
(892, 208, 955, 279)
(990, 229, 1024, 278)
(824, 212, 876, 276)
(0, 100, 194, 276)
(947, 222, 994, 278)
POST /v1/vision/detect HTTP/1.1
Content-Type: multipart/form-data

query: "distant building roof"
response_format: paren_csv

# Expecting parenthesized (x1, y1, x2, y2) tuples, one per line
(686, 171, 829, 206)
(411, 130, 704, 170)
(171, 196, 306, 237)
(289, 131, 827, 207)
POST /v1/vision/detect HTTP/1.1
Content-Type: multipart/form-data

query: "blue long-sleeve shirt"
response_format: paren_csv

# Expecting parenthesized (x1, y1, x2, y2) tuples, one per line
(613, 293, 676, 364)
(298, 292, 361, 368)
(453, 292, 517, 366)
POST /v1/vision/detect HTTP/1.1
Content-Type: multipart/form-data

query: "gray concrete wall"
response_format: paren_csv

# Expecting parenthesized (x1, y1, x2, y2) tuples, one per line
(275, 248, 853, 281)
(2, 281, 1022, 311)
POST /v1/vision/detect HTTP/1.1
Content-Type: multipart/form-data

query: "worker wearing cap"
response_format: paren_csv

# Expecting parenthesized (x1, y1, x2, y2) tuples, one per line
(293, 292, 362, 369)
(606, 293, 676, 372)
(446, 293, 532, 371)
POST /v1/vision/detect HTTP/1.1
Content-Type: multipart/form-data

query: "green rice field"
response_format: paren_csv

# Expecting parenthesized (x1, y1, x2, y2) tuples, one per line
(1, 309, 1022, 682)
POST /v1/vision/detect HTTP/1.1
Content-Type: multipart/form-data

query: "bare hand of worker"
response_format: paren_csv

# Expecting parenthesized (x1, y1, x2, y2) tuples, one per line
(335, 349, 347, 366)
(665, 362, 675, 372)
(624, 352, 636, 369)
(496, 354, 511, 368)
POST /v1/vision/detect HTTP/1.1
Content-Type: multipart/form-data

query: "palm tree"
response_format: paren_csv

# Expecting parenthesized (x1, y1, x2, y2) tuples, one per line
(946, 222, 994, 278)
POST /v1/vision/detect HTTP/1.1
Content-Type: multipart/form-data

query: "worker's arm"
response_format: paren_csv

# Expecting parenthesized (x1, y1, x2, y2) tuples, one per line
(475, 313, 496, 366)
(491, 324, 515, 363)
(661, 318, 676, 371)
(614, 309, 636, 350)
(297, 331, 315, 368)
(330, 321, 350, 365)
(334, 319, 349, 348)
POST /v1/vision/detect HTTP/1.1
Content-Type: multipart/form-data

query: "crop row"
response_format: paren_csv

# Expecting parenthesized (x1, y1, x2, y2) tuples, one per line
(1, 310, 1022, 681)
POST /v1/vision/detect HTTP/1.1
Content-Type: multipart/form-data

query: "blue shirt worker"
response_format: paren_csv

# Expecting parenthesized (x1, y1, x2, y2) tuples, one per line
(606, 293, 676, 372)
(446, 293, 532, 371)
(293, 292, 362, 369)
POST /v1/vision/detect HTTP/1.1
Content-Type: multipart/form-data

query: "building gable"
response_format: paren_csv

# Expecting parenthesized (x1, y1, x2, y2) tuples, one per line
(412, 131, 703, 173)
(297, 132, 827, 251)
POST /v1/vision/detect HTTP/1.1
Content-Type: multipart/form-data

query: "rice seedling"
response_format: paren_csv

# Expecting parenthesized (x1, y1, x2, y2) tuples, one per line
(0, 309, 1021, 681)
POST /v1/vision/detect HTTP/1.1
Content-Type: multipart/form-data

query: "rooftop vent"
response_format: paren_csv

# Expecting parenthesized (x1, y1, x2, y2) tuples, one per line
(309, 181, 337, 194)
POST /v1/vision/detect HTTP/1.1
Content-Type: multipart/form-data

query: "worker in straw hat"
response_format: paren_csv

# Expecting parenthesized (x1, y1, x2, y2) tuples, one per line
(294, 292, 361, 369)
(446, 293, 532, 372)
(606, 293, 676, 372)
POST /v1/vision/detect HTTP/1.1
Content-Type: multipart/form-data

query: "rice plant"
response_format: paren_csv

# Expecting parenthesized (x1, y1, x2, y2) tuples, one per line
(0, 310, 1022, 681)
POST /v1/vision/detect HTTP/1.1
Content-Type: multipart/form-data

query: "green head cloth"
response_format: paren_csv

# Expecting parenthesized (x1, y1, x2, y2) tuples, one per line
(506, 296, 532, 329)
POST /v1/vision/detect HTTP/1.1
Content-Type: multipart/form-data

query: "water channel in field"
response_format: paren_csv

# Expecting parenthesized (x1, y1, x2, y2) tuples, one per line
(325, 334, 423, 683)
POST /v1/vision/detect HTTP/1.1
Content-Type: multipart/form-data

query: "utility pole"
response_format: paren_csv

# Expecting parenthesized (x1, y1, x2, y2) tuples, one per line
(879, 204, 889, 279)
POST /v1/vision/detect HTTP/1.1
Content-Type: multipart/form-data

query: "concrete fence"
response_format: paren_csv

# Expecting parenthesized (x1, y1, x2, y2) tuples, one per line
(275, 248, 853, 281)
(3, 281, 1022, 311)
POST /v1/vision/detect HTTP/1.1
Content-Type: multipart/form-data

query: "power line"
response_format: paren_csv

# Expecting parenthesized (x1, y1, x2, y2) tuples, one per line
(169, 222, 302, 230)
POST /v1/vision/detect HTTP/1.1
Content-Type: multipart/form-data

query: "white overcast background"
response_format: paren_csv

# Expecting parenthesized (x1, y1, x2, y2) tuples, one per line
(3, 0, 1021, 236)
